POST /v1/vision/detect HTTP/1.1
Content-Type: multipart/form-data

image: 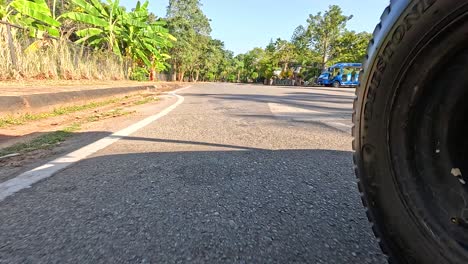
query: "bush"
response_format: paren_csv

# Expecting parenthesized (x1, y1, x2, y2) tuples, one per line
(206, 72, 216, 82)
(130, 67, 149, 81)
(250, 72, 259, 82)
(227, 74, 236, 82)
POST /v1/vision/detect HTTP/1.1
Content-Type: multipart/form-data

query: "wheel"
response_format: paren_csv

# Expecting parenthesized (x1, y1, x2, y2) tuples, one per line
(332, 81, 340, 88)
(353, 1, 468, 264)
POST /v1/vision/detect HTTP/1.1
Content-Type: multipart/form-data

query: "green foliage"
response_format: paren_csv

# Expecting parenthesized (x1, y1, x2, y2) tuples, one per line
(227, 73, 236, 82)
(0, 0, 6, 19)
(0, 96, 129, 128)
(280, 68, 294, 79)
(1, 1, 370, 84)
(120, 1, 174, 71)
(272, 38, 297, 70)
(166, 0, 212, 81)
(250, 72, 258, 81)
(235, 4, 369, 85)
(130, 66, 149, 81)
(60, 0, 175, 77)
(306, 5, 352, 67)
(8, 0, 62, 37)
(0, 126, 78, 157)
(61, 0, 127, 55)
(330, 30, 371, 64)
(291, 25, 309, 51)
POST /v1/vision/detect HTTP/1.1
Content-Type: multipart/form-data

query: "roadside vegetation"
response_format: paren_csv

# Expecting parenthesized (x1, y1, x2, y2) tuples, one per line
(0, 96, 134, 128)
(232, 5, 371, 85)
(0, 122, 80, 157)
(0, 93, 159, 157)
(0, 0, 174, 81)
(0, 1, 370, 83)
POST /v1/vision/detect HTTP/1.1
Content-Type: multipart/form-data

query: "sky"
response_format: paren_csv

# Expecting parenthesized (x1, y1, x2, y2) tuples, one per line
(121, 0, 389, 55)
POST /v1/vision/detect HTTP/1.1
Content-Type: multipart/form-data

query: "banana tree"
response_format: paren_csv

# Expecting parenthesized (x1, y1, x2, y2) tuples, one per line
(60, 0, 124, 55)
(0, 0, 7, 20)
(7, 0, 61, 37)
(117, 1, 175, 78)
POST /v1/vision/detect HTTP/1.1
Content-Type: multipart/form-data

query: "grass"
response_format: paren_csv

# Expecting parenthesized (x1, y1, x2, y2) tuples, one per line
(85, 108, 135, 122)
(0, 96, 132, 128)
(0, 94, 158, 158)
(0, 108, 135, 158)
(133, 96, 159, 105)
(0, 123, 81, 157)
(1, 24, 126, 81)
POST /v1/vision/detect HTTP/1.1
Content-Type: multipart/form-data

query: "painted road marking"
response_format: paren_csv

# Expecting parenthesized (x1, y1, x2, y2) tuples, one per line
(268, 102, 352, 133)
(0, 86, 191, 202)
(268, 103, 325, 115)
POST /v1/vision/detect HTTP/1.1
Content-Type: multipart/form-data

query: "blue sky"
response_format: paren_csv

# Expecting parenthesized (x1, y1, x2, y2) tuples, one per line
(121, 0, 389, 55)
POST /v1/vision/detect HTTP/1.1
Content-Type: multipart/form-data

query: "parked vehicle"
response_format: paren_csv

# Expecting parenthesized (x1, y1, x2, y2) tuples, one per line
(354, 0, 468, 263)
(316, 63, 361, 87)
(315, 72, 331, 86)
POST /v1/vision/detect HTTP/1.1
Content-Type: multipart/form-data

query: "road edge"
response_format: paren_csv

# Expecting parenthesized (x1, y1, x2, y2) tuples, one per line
(0, 86, 191, 202)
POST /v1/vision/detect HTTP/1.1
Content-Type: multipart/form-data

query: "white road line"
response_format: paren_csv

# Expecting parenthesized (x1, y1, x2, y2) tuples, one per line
(267, 102, 353, 133)
(328, 122, 352, 128)
(0, 86, 191, 202)
(268, 103, 325, 114)
(325, 122, 353, 134)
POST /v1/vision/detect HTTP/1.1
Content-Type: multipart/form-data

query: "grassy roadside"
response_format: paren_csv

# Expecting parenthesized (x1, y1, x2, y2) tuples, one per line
(0, 123, 81, 158)
(0, 97, 155, 158)
(0, 96, 134, 128)
(133, 96, 160, 105)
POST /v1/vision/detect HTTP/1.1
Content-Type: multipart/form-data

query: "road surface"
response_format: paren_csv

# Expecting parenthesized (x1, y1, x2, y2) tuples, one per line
(0, 83, 386, 263)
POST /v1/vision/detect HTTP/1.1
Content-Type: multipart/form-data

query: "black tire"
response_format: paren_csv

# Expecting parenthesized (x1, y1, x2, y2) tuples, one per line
(332, 81, 340, 88)
(353, 1, 468, 264)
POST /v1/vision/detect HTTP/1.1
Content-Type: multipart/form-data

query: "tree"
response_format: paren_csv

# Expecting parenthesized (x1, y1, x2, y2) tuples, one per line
(120, 1, 174, 77)
(198, 38, 224, 81)
(306, 5, 352, 68)
(166, 0, 211, 81)
(241, 47, 264, 82)
(291, 25, 309, 51)
(330, 30, 371, 63)
(233, 54, 244, 82)
(272, 38, 297, 72)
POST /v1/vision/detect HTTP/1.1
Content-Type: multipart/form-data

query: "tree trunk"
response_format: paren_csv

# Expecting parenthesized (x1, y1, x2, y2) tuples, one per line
(322, 38, 329, 69)
(6, 24, 17, 69)
(322, 55, 327, 70)
(195, 70, 200, 82)
(149, 68, 155, 81)
(179, 71, 185, 82)
(171, 64, 177, 81)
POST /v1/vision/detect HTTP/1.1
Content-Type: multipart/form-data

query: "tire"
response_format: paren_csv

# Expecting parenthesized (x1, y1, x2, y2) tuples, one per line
(353, 1, 468, 264)
(332, 81, 340, 88)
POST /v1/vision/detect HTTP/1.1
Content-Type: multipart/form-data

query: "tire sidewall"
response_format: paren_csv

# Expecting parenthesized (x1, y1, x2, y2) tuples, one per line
(355, 1, 468, 263)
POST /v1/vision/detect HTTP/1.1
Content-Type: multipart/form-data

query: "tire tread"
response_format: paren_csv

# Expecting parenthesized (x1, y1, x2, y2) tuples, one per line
(352, 2, 396, 264)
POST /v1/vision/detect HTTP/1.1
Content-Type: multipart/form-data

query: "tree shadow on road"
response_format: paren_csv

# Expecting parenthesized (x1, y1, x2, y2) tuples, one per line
(184, 92, 353, 114)
(0, 135, 385, 263)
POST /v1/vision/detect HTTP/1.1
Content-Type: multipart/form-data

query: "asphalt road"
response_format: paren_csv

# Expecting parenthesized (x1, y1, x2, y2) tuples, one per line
(0, 83, 386, 263)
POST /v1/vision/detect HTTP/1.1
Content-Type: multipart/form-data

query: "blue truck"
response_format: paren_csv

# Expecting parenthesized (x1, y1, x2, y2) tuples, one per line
(316, 63, 362, 88)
